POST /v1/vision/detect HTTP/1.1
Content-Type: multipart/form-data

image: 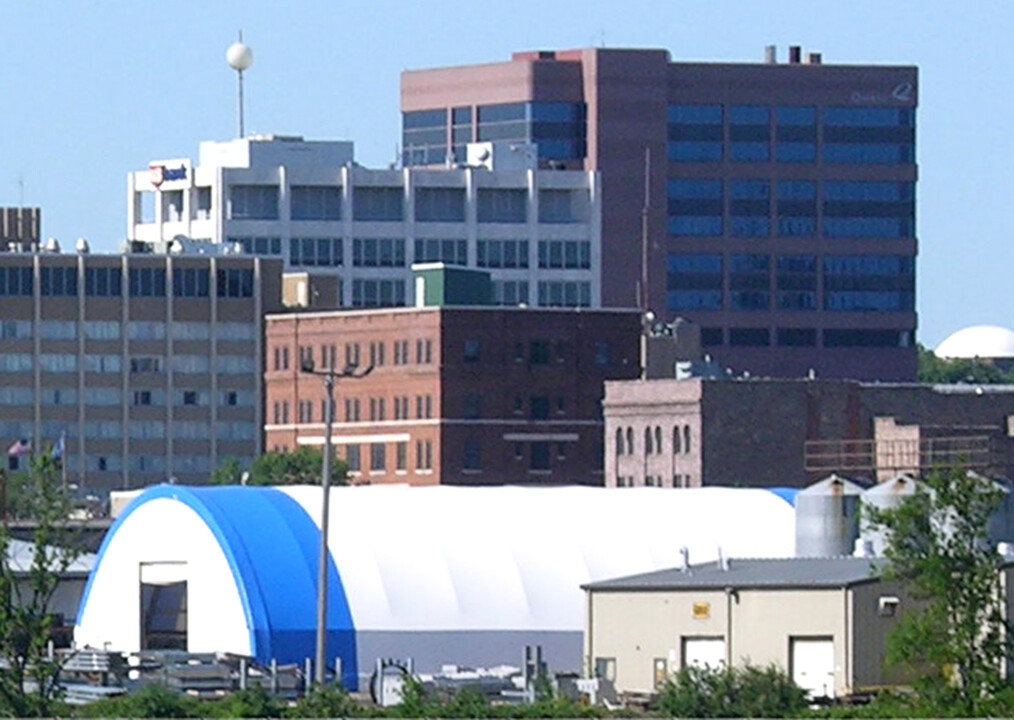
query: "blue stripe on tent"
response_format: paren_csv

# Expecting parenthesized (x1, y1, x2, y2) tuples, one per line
(767, 487, 799, 506)
(76, 485, 359, 690)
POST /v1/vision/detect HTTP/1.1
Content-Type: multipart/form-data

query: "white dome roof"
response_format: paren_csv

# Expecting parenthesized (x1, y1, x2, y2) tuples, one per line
(936, 325, 1014, 359)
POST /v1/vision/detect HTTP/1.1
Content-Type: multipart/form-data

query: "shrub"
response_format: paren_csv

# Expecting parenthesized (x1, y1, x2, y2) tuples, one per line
(657, 663, 806, 718)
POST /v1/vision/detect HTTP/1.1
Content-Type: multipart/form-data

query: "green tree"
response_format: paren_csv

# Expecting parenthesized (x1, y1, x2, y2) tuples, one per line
(0, 455, 81, 717)
(247, 446, 348, 486)
(917, 343, 1013, 385)
(209, 456, 244, 486)
(657, 663, 806, 718)
(864, 467, 1009, 714)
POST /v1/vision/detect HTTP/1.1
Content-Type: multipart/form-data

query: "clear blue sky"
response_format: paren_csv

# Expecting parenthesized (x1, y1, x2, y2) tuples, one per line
(1, 1, 1010, 347)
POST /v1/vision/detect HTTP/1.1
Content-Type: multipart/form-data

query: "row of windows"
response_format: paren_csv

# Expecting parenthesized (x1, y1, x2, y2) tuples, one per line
(696, 327, 913, 348)
(7, 419, 256, 441)
(0, 353, 255, 375)
(227, 184, 592, 224)
(0, 321, 252, 343)
(616, 425, 693, 456)
(344, 439, 433, 473)
(273, 339, 434, 372)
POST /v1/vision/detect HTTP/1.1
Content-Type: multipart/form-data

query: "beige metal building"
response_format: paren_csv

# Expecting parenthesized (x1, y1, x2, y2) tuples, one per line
(583, 557, 911, 699)
(0, 249, 282, 498)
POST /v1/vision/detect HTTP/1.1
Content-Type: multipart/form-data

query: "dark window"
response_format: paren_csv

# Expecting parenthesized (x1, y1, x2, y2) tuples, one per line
(353, 238, 406, 267)
(477, 189, 527, 223)
(666, 254, 723, 311)
(347, 445, 361, 472)
(530, 341, 550, 365)
(291, 186, 342, 221)
(414, 238, 467, 265)
(129, 267, 167, 297)
(172, 268, 210, 298)
(228, 185, 279, 220)
(415, 188, 466, 222)
(216, 269, 254, 298)
(370, 443, 386, 471)
(477, 239, 529, 269)
(464, 394, 481, 419)
(530, 442, 551, 471)
(730, 254, 770, 311)
(463, 438, 481, 470)
(824, 329, 906, 347)
(84, 267, 122, 297)
(667, 180, 723, 237)
(463, 340, 480, 363)
(396, 442, 407, 471)
(777, 328, 817, 346)
(729, 328, 770, 347)
(40, 267, 78, 296)
(353, 187, 403, 221)
(530, 396, 550, 420)
(594, 341, 611, 366)
(701, 327, 724, 346)
(667, 105, 723, 162)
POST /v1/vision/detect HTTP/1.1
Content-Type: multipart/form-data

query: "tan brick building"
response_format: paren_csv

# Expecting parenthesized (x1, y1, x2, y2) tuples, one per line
(264, 306, 641, 485)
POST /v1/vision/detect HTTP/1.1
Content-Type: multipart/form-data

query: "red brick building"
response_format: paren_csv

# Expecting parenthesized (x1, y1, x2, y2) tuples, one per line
(264, 307, 641, 485)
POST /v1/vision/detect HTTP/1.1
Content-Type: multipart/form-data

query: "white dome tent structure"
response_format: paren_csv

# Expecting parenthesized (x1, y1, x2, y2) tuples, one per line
(936, 325, 1014, 363)
(75, 484, 796, 689)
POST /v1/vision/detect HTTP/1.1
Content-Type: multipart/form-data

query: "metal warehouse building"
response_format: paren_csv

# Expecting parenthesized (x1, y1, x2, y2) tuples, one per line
(582, 556, 911, 699)
(74, 484, 795, 689)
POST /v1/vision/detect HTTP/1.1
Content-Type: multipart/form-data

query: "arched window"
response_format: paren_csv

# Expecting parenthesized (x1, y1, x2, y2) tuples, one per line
(615, 428, 624, 456)
(673, 426, 681, 454)
(655, 426, 663, 454)
(644, 427, 653, 455)
(683, 425, 691, 453)
(626, 427, 634, 455)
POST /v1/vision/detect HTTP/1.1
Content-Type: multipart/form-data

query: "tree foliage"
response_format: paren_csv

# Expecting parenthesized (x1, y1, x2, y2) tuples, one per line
(0, 455, 81, 717)
(864, 467, 1010, 714)
(917, 343, 1014, 384)
(211, 447, 348, 487)
(657, 663, 807, 718)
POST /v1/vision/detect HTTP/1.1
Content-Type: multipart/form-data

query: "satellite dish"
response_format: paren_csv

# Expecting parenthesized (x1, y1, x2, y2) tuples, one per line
(226, 42, 253, 71)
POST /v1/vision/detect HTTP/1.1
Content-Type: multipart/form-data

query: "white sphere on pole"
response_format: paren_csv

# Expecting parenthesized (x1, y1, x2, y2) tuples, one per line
(226, 42, 253, 71)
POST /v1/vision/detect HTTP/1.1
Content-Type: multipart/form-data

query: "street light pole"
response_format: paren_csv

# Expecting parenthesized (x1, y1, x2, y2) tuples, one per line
(300, 356, 372, 686)
(314, 370, 335, 686)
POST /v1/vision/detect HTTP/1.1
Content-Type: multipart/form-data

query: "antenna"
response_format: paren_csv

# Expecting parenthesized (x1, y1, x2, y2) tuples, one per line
(226, 31, 254, 138)
(640, 146, 651, 312)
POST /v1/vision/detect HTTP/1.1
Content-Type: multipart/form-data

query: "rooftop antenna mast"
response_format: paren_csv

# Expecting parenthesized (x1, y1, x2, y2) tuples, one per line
(226, 31, 254, 138)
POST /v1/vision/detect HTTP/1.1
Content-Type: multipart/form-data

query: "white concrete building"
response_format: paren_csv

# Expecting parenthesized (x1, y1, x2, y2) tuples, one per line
(127, 136, 601, 309)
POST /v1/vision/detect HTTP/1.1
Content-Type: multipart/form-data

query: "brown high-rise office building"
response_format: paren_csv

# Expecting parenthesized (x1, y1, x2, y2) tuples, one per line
(402, 46, 918, 381)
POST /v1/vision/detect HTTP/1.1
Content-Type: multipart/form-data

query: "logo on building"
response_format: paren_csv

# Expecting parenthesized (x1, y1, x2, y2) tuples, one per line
(149, 164, 188, 187)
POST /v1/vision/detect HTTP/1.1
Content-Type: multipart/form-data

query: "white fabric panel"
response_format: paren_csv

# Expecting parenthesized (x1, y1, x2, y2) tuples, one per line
(75, 498, 251, 656)
(282, 486, 795, 633)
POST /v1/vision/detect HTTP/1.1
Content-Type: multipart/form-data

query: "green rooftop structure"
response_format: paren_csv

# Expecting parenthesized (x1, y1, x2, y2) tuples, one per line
(411, 263, 493, 307)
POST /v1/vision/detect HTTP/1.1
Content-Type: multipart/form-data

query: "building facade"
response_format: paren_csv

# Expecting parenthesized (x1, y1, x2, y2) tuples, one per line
(127, 136, 601, 310)
(604, 378, 1014, 489)
(264, 306, 641, 485)
(0, 250, 281, 498)
(402, 46, 918, 380)
(583, 557, 909, 699)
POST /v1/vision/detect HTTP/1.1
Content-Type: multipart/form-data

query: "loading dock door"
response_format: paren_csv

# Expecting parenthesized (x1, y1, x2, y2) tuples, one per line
(140, 562, 188, 651)
(791, 637, 835, 699)
(682, 637, 726, 670)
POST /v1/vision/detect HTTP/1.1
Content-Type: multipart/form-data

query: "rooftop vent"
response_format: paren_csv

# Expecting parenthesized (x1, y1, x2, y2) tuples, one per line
(764, 45, 777, 64)
(788, 45, 802, 64)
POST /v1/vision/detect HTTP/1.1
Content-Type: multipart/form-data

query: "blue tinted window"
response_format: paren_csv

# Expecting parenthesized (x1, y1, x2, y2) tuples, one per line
(730, 105, 769, 124)
(824, 182, 914, 201)
(824, 107, 914, 127)
(668, 291, 722, 310)
(668, 180, 723, 199)
(668, 217, 722, 236)
(730, 218, 769, 237)
(530, 103, 585, 122)
(403, 109, 447, 129)
(477, 103, 526, 123)
(731, 180, 769, 200)
(452, 106, 471, 124)
(824, 218, 912, 239)
(668, 254, 722, 274)
(731, 254, 768, 273)
(667, 105, 722, 124)
(824, 143, 913, 164)
(777, 181, 815, 200)
(825, 292, 913, 311)
(777, 142, 816, 162)
(668, 142, 722, 161)
(824, 255, 913, 275)
(730, 143, 769, 162)
(777, 106, 816, 125)
(778, 218, 815, 237)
